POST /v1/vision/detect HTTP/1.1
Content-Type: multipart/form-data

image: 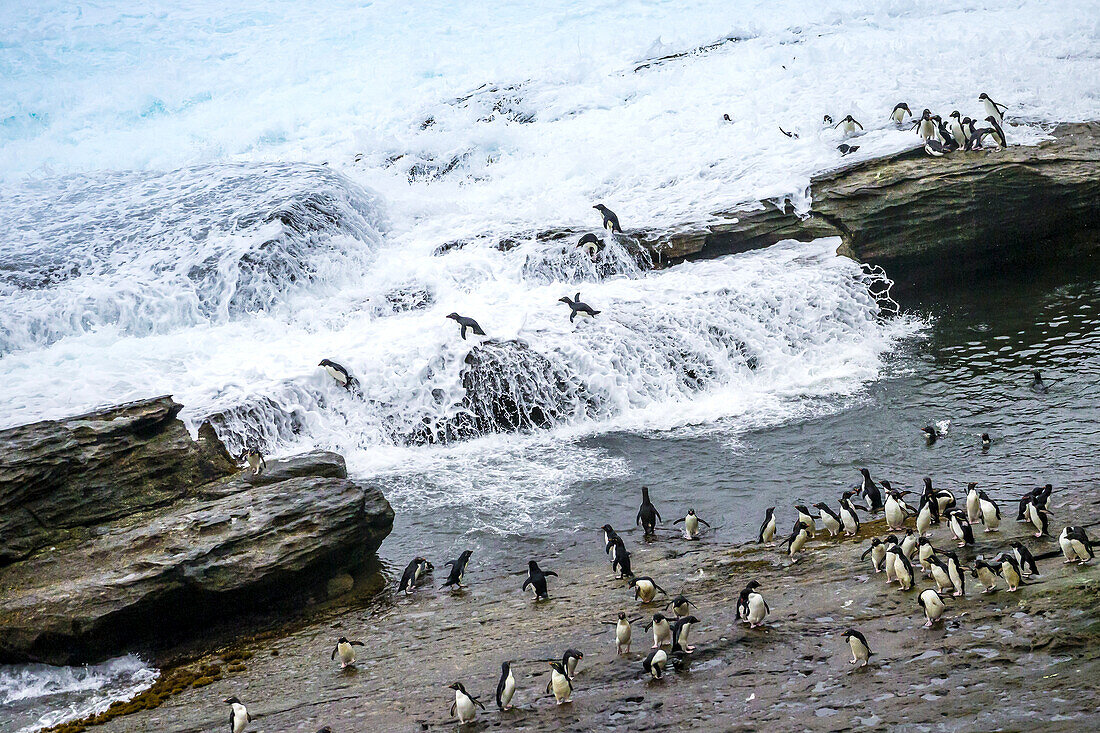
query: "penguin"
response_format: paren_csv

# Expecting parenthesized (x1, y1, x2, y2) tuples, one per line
(611, 542, 634, 579)
(900, 528, 920, 560)
(637, 486, 662, 537)
(794, 505, 817, 538)
(946, 509, 975, 547)
(842, 629, 873, 667)
(924, 138, 949, 157)
(758, 507, 777, 544)
(917, 588, 946, 627)
(561, 649, 584, 679)
(981, 433, 992, 450)
(948, 111, 967, 149)
(546, 661, 573, 704)
(630, 576, 667, 603)
(884, 490, 910, 530)
(882, 537, 899, 583)
(778, 125, 799, 138)
(604, 611, 642, 655)
(673, 509, 711, 539)
(398, 556, 433, 594)
(577, 232, 602, 259)
(745, 582, 770, 628)
(921, 424, 946, 444)
(913, 109, 935, 140)
(917, 537, 936, 576)
(972, 559, 1001, 593)
(646, 613, 673, 648)
(928, 557, 954, 595)
(318, 359, 355, 391)
(940, 549, 967, 597)
(966, 118, 985, 150)
(593, 203, 622, 233)
(858, 468, 884, 512)
(559, 293, 600, 323)
(606, 532, 627, 570)
(671, 615, 699, 653)
(996, 553, 1023, 591)
(916, 495, 935, 537)
(1029, 370, 1048, 393)
(445, 313, 486, 340)
(225, 697, 251, 733)
(890, 102, 912, 124)
(965, 482, 982, 525)
(837, 143, 860, 156)
(920, 477, 941, 524)
(888, 545, 915, 590)
(982, 116, 1007, 148)
(642, 648, 669, 680)
(1010, 541, 1040, 577)
(1059, 526, 1094, 564)
(861, 538, 887, 573)
(440, 549, 473, 589)
(449, 682, 486, 722)
(522, 560, 558, 601)
(977, 490, 1001, 532)
(331, 636, 365, 668)
(814, 502, 843, 537)
(930, 115, 946, 144)
(979, 92, 1008, 124)
(823, 115, 834, 126)
(496, 661, 516, 710)
(838, 495, 861, 537)
(834, 114, 863, 135)
(935, 487, 957, 515)
(781, 521, 812, 561)
(602, 524, 622, 555)
(665, 594, 697, 618)
(724, 113, 733, 122)
(1026, 500, 1050, 538)
(240, 447, 266, 476)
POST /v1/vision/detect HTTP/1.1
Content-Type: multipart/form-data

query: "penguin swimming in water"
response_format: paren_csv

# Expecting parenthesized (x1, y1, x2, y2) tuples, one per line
(496, 661, 516, 710)
(837, 143, 859, 156)
(630, 576, 668, 603)
(838, 494, 861, 536)
(646, 613, 673, 649)
(982, 116, 1007, 148)
(642, 648, 669, 680)
(794, 505, 817, 538)
(665, 594, 697, 618)
(1029, 370, 1048, 393)
(858, 469, 883, 513)
(891, 102, 912, 124)
(758, 507, 777, 544)
(1010, 541, 1040, 576)
(671, 615, 699, 653)
(917, 588, 946, 627)
(842, 629, 873, 667)
(921, 421, 950, 445)
(1059, 526, 1094, 564)
(318, 359, 356, 391)
(440, 549, 473, 589)
(522, 560, 558, 600)
(331, 636, 365, 668)
(577, 232, 602, 259)
(972, 558, 1001, 593)
(979, 92, 1008, 124)
(449, 682, 486, 723)
(604, 611, 642, 655)
(814, 502, 843, 537)
(834, 114, 863, 135)
(913, 109, 935, 140)
(861, 538, 887, 573)
(981, 433, 992, 450)
(978, 490, 1001, 532)
(559, 293, 600, 323)
(593, 204, 622, 233)
(561, 649, 584, 679)
(637, 486, 662, 537)
(673, 509, 710, 539)
(226, 697, 251, 733)
(965, 483, 982, 525)
(445, 313, 486, 340)
(398, 556, 433, 594)
(781, 521, 812, 562)
(546, 661, 573, 704)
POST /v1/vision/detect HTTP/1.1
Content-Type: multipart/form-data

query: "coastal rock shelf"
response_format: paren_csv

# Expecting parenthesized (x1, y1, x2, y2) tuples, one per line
(0, 397, 394, 665)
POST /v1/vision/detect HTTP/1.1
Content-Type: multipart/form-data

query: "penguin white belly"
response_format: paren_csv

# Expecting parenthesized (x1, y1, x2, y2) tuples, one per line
(931, 565, 952, 593)
(901, 535, 919, 559)
(551, 671, 571, 702)
(762, 521, 776, 543)
(231, 703, 249, 733)
(324, 366, 347, 385)
(1027, 503, 1043, 534)
(947, 564, 964, 595)
(916, 508, 932, 536)
(455, 693, 476, 722)
(966, 492, 981, 524)
(617, 621, 631, 652)
(685, 515, 699, 538)
(950, 122, 966, 147)
(885, 554, 897, 582)
(841, 509, 858, 535)
(871, 545, 886, 572)
(637, 580, 655, 602)
(849, 636, 869, 664)
(1001, 564, 1020, 590)
(919, 120, 934, 139)
(891, 109, 904, 123)
(919, 546, 934, 574)
(980, 500, 1000, 530)
(820, 513, 840, 536)
(790, 532, 807, 556)
(654, 623, 671, 648)
(747, 593, 768, 625)
(894, 557, 911, 590)
(338, 641, 355, 665)
(649, 649, 667, 678)
(885, 501, 904, 529)
(978, 567, 998, 592)
(983, 99, 1002, 123)
(1070, 539, 1089, 562)
(501, 673, 515, 707)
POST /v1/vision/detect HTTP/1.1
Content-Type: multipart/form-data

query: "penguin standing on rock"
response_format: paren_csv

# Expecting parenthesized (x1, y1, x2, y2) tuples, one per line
(979, 92, 1008, 124)
(646, 613, 673, 649)
(918, 588, 946, 627)
(814, 502, 843, 536)
(225, 697, 251, 733)
(794, 505, 817, 538)
(522, 560, 558, 600)
(665, 594, 697, 618)
(982, 116, 1007, 148)
(398, 556, 433, 594)
(940, 549, 967, 597)
(611, 542, 634, 579)
(637, 486, 662, 537)
(891, 102, 912, 124)
(604, 612, 642, 655)
(839, 494, 861, 536)
(240, 447, 266, 476)
(440, 549, 474, 589)
(858, 469, 883, 513)
(948, 111, 967, 149)
(781, 521, 812, 562)
(673, 509, 710, 539)
(319, 359, 355, 391)
(561, 649, 584, 679)
(946, 508, 975, 547)
(642, 648, 669, 679)
(630, 576, 668, 603)
(743, 581, 770, 628)
(546, 661, 573, 704)
(449, 682, 486, 723)
(559, 293, 600, 323)
(888, 545, 915, 590)
(842, 629, 873, 667)
(496, 661, 516, 710)
(331, 636, 365, 668)
(1059, 526, 1095, 563)
(973, 559, 1001, 593)
(1027, 498, 1051, 538)
(445, 313, 486, 340)
(966, 482, 982, 525)
(862, 538, 887, 573)
(913, 109, 935, 140)
(758, 507, 777, 544)
(978, 490, 1001, 532)
(996, 553, 1023, 591)
(1010, 541, 1040, 576)
(593, 204, 622, 233)
(671, 615, 699, 653)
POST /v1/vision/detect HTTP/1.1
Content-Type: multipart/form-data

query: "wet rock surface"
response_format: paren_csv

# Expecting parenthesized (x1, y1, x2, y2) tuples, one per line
(79, 504, 1100, 733)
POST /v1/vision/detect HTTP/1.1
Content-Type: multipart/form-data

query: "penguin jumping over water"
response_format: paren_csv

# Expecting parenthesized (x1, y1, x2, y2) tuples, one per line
(522, 560, 558, 600)
(637, 486, 662, 537)
(319, 359, 356, 391)
(593, 204, 622, 233)
(445, 313, 486, 340)
(559, 293, 600, 323)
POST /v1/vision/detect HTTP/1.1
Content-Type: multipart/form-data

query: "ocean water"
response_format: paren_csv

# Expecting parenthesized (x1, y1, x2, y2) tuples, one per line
(2, 1, 1099, 730)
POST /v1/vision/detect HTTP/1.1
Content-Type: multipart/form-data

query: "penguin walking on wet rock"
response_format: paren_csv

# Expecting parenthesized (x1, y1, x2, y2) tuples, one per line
(996, 553, 1024, 591)
(982, 116, 1007, 148)
(398, 556, 433, 594)
(643, 648, 669, 680)
(547, 661, 573, 704)
(858, 468, 883, 513)
(440, 549, 474, 589)
(522, 560, 558, 600)
(889, 545, 915, 590)
(611, 541, 634, 579)
(966, 482, 982, 525)
(593, 204, 622, 233)
(630, 576, 668, 603)
(319, 359, 356, 391)
(814, 502, 843, 537)
(842, 629, 873, 667)
(671, 615, 700, 653)
(973, 558, 1001, 593)
(918, 588, 946, 628)
(331, 636, 365, 668)
(225, 697, 251, 733)
(449, 682, 485, 723)
(1059, 526, 1094, 564)
(978, 490, 1001, 532)
(862, 538, 887, 573)
(637, 486, 662, 537)
(665, 594, 697, 618)
(559, 293, 600, 323)
(759, 507, 777, 544)
(673, 509, 710, 539)
(940, 549, 967, 597)
(839, 494, 861, 536)
(561, 649, 584, 679)
(742, 581, 770, 628)
(1027, 497, 1051, 538)
(913, 109, 935, 141)
(646, 613, 673, 649)
(496, 661, 516, 710)
(445, 312, 486, 340)
(946, 508, 975, 547)
(781, 521, 812, 562)
(604, 611, 643, 655)
(794, 505, 817, 538)
(1010, 541, 1040, 577)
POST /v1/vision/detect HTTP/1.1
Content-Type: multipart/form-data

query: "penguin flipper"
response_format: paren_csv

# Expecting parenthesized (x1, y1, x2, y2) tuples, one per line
(672, 518, 684, 524)
(459, 325, 468, 340)
(351, 640, 365, 646)
(472, 323, 486, 335)
(522, 577, 532, 591)
(546, 680, 553, 694)
(699, 518, 711, 527)
(545, 570, 558, 577)
(331, 646, 338, 660)
(654, 508, 662, 523)
(855, 120, 864, 130)
(450, 701, 457, 717)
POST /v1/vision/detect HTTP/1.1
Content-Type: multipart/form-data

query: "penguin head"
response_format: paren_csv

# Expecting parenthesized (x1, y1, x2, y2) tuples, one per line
(652, 612, 666, 623)
(795, 504, 810, 514)
(880, 479, 892, 490)
(224, 697, 242, 705)
(641, 486, 651, 500)
(319, 359, 332, 367)
(923, 477, 934, 490)
(618, 611, 627, 620)
(558, 296, 572, 304)
(593, 204, 607, 213)
(859, 468, 871, 478)
(445, 312, 460, 321)
(812, 502, 828, 511)
(528, 560, 540, 572)
(979, 92, 989, 101)
(723, 113, 732, 122)
(687, 509, 696, 516)
(917, 537, 930, 546)
(449, 682, 467, 692)
(921, 109, 931, 118)
(950, 110, 961, 120)
(823, 115, 833, 125)
(841, 629, 858, 641)
(744, 579, 761, 592)
(549, 661, 567, 674)
(602, 523, 615, 533)
(765, 506, 775, 516)
(337, 636, 349, 644)
(985, 115, 998, 125)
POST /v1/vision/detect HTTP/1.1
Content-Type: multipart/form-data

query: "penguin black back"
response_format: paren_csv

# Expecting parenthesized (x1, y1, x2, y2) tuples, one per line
(593, 203, 622, 233)
(441, 549, 474, 588)
(637, 486, 662, 536)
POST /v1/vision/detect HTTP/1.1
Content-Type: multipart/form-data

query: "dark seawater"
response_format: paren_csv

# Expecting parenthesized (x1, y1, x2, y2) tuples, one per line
(375, 258, 1100, 574)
